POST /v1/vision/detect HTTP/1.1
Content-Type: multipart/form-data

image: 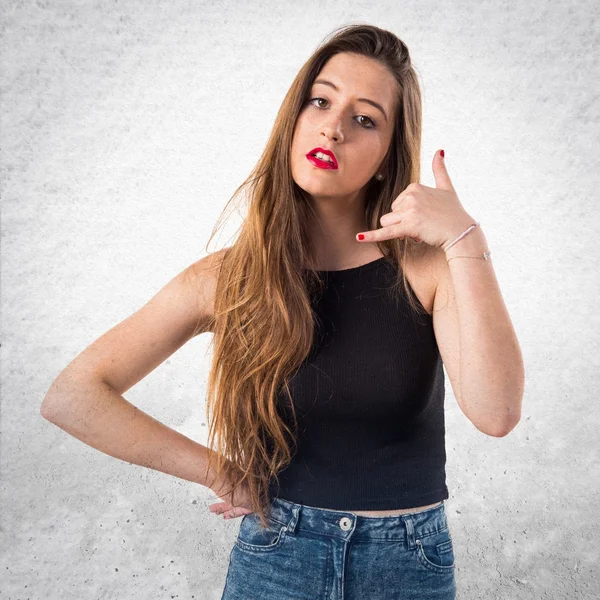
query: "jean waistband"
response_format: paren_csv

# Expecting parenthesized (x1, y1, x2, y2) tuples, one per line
(266, 497, 449, 544)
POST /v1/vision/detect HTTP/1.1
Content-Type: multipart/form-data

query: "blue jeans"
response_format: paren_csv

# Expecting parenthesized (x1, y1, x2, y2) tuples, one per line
(221, 497, 456, 599)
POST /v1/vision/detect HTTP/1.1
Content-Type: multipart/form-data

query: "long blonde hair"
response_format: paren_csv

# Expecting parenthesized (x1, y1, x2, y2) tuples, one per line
(200, 23, 428, 530)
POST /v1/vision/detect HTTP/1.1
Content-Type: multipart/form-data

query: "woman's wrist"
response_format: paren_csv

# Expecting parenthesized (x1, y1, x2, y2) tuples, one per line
(444, 225, 488, 259)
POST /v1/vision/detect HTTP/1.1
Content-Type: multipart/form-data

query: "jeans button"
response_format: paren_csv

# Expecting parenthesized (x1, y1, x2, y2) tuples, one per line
(339, 517, 353, 531)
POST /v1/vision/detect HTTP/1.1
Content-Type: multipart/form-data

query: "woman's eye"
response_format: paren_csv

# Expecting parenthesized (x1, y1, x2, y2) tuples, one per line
(356, 115, 375, 128)
(308, 97, 376, 129)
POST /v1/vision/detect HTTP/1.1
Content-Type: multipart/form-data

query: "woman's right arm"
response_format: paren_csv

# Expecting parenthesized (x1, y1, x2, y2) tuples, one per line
(40, 251, 225, 490)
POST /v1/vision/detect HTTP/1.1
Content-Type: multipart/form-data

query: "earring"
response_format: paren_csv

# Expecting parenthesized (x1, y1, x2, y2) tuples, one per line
(375, 173, 384, 180)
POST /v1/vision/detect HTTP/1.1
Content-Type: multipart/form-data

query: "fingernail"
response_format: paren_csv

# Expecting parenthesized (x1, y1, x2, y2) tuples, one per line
(440, 149, 445, 158)
(357, 234, 365, 241)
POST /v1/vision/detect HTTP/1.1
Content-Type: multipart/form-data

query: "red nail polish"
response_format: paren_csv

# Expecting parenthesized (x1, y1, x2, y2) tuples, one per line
(358, 234, 365, 241)
(440, 149, 445, 158)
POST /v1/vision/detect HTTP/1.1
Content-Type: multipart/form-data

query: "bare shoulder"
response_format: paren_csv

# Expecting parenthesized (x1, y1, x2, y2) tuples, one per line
(184, 247, 230, 335)
(402, 244, 446, 316)
(403, 244, 463, 410)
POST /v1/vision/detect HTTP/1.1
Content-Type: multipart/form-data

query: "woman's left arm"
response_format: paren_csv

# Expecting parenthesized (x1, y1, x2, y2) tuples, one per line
(437, 224, 525, 436)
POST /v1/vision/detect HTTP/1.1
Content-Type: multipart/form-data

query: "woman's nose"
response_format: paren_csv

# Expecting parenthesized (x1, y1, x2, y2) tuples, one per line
(320, 119, 344, 143)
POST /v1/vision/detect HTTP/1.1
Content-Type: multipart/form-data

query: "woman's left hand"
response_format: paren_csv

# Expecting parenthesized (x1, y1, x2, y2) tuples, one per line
(356, 150, 475, 249)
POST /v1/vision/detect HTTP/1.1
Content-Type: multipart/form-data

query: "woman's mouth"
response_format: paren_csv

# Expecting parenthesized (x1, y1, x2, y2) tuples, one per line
(306, 154, 338, 170)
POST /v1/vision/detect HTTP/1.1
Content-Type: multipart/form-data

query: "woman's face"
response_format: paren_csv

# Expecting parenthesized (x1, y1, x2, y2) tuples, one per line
(291, 52, 397, 205)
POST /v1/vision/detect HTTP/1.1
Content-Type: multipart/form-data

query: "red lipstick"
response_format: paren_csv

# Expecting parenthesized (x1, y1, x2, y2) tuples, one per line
(306, 147, 338, 170)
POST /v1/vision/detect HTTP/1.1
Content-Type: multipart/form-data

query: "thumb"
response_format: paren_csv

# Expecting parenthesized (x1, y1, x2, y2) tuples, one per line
(432, 149, 454, 191)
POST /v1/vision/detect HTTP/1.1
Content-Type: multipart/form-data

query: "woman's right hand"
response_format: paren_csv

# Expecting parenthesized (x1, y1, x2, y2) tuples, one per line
(208, 471, 254, 520)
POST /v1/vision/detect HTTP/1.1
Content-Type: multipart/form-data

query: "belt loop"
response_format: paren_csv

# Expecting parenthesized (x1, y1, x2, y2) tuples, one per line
(286, 503, 301, 534)
(403, 514, 416, 550)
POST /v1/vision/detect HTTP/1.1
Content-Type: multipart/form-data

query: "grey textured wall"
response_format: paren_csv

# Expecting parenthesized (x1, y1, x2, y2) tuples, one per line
(2, 1, 599, 599)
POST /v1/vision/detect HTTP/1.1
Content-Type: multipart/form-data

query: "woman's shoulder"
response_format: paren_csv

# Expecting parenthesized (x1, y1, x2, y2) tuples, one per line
(186, 247, 230, 280)
(402, 243, 445, 316)
(184, 247, 231, 334)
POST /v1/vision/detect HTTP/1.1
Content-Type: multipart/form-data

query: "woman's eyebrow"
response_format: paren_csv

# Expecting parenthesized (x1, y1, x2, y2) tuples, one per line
(312, 79, 388, 123)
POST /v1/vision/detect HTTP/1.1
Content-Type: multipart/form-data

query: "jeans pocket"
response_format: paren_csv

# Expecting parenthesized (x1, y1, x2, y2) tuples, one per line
(234, 512, 288, 553)
(415, 526, 456, 573)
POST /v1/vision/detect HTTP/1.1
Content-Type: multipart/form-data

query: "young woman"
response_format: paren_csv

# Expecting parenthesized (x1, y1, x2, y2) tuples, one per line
(41, 23, 523, 600)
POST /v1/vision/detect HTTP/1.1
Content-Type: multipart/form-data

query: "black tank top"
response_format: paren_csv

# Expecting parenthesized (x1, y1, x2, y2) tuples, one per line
(268, 255, 449, 510)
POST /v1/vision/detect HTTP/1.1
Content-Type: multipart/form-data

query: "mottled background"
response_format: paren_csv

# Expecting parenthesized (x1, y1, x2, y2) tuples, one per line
(2, 0, 599, 598)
